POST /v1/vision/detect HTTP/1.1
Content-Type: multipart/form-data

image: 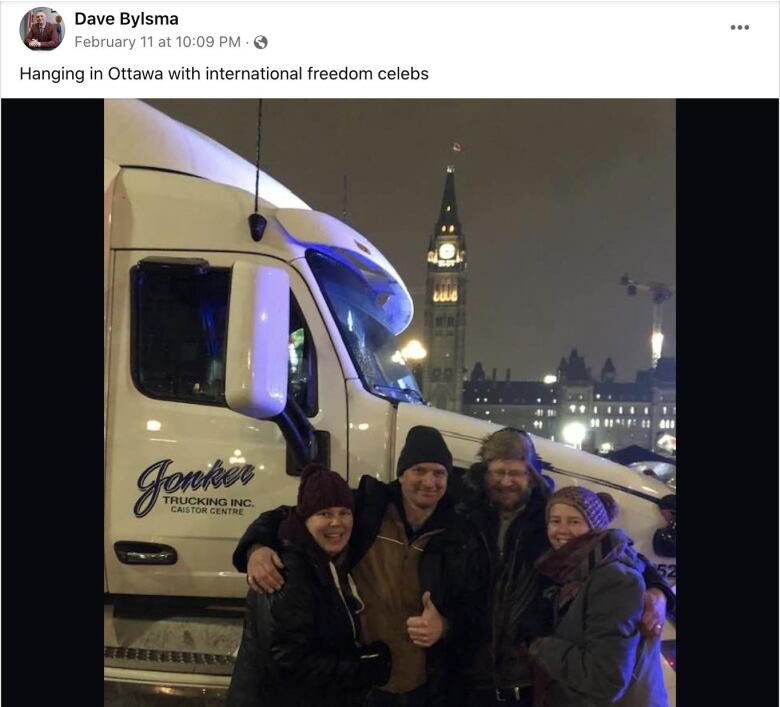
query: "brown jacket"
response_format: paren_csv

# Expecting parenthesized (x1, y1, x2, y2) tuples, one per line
(353, 502, 444, 693)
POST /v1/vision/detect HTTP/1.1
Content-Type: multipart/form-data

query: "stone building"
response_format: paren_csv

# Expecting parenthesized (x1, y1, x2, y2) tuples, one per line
(462, 350, 676, 453)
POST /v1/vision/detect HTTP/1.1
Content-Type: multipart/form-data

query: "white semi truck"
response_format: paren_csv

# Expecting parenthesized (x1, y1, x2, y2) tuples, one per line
(104, 99, 676, 705)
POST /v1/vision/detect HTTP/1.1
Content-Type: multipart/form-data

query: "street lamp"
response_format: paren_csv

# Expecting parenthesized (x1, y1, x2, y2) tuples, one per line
(562, 421, 587, 450)
(401, 339, 427, 391)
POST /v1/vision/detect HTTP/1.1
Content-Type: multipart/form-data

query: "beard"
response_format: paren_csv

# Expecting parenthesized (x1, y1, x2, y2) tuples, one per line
(487, 484, 532, 513)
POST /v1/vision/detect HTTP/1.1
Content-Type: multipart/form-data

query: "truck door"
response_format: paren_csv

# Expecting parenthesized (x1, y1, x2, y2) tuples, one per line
(104, 251, 347, 599)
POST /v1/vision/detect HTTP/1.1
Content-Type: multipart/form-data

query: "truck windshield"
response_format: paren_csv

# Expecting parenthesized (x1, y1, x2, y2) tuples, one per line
(307, 250, 424, 405)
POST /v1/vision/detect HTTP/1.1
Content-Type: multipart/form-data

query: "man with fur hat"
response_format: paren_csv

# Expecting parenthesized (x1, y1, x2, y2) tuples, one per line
(456, 427, 673, 706)
(233, 426, 480, 707)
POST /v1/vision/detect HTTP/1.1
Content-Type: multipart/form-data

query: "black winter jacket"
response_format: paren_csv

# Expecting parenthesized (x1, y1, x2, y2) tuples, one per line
(226, 517, 389, 707)
(457, 464, 554, 691)
(233, 476, 482, 705)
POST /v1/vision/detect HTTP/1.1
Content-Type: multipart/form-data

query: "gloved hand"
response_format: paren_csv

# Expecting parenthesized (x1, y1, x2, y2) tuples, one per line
(358, 640, 392, 687)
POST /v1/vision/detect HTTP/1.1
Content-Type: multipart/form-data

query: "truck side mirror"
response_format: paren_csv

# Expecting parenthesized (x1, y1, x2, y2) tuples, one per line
(653, 494, 676, 558)
(225, 262, 290, 418)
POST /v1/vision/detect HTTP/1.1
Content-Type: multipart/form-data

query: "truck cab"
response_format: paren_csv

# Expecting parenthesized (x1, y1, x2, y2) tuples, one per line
(104, 100, 675, 704)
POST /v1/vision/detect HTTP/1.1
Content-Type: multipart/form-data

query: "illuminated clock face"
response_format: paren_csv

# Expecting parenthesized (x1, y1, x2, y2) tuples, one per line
(438, 243, 456, 260)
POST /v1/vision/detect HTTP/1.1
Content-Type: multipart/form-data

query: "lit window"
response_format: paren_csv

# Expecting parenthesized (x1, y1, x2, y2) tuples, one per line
(662, 406, 668, 415)
(618, 406, 623, 415)
(569, 404, 576, 413)
(607, 406, 612, 414)
(593, 406, 598, 414)
(441, 225, 446, 233)
(595, 394, 601, 400)
(433, 282, 458, 303)
(644, 407, 649, 415)
(579, 405, 586, 414)
(449, 225, 455, 233)
(446, 205, 451, 212)
(629, 406, 635, 414)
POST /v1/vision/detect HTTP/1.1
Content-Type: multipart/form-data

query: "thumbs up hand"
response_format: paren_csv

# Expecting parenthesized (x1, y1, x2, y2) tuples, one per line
(406, 591, 448, 647)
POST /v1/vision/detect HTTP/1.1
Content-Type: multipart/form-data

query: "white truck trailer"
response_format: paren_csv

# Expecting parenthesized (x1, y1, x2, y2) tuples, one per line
(104, 99, 676, 705)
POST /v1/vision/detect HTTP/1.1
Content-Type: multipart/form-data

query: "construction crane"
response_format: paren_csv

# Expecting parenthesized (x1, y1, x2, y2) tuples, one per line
(620, 274, 675, 369)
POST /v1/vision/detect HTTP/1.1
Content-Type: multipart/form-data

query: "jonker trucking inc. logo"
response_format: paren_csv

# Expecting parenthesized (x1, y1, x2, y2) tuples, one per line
(134, 458, 255, 518)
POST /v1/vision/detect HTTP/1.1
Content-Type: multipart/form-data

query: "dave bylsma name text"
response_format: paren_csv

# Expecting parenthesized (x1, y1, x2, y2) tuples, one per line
(74, 12, 179, 28)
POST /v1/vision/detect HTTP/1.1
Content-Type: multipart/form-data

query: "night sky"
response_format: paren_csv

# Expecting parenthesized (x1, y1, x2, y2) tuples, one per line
(144, 99, 676, 382)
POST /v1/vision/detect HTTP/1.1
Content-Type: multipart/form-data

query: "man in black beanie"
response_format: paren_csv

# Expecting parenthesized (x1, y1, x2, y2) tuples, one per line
(233, 425, 480, 707)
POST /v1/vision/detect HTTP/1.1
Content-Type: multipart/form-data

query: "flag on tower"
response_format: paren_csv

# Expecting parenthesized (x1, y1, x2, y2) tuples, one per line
(451, 142, 463, 152)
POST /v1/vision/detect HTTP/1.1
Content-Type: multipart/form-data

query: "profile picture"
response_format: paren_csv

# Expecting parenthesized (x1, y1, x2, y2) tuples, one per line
(20, 7, 63, 50)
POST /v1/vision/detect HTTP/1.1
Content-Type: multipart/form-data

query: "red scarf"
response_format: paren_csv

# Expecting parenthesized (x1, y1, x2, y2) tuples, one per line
(535, 529, 631, 610)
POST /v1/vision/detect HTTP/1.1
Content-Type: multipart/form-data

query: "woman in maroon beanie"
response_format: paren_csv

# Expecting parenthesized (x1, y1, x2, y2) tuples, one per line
(226, 464, 392, 707)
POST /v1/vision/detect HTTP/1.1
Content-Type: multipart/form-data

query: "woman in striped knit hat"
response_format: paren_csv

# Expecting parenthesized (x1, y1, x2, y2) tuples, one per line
(529, 486, 669, 707)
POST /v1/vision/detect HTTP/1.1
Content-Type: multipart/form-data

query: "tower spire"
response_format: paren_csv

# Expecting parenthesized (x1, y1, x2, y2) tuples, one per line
(434, 165, 463, 243)
(422, 152, 468, 413)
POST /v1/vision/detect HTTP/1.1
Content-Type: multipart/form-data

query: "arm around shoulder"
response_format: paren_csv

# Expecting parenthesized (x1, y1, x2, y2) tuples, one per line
(232, 505, 291, 572)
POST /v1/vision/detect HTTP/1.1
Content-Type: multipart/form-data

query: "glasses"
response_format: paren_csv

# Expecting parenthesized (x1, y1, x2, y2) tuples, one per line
(488, 468, 530, 481)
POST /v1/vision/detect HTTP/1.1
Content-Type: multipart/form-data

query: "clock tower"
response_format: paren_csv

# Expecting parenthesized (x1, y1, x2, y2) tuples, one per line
(422, 166, 467, 412)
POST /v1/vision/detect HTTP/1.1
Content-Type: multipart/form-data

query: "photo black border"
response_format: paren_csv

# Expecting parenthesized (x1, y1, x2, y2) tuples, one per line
(1, 98, 104, 697)
(676, 98, 778, 703)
